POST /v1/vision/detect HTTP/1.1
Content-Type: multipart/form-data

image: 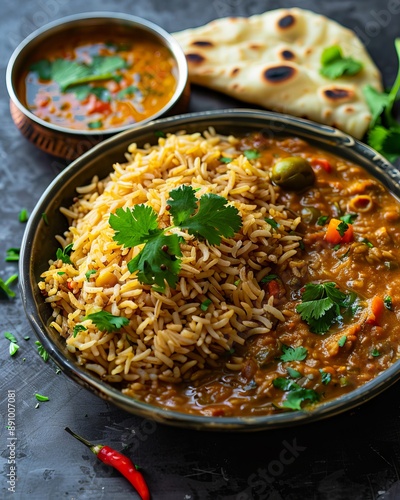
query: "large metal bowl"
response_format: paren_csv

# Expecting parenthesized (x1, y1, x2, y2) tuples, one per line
(6, 12, 189, 161)
(20, 109, 400, 431)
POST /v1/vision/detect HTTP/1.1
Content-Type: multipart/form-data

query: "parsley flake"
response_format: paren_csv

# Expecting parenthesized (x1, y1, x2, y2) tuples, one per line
(73, 324, 88, 338)
(19, 209, 29, 222)
(320, 369, 332, 385)
(200, 299, 212, 311)
(35, 393, 49, 402)
(320, 45, 363, 79)
(265, 218, 279, 230)
(56, 243, 74, 264)
(84, 311, 129, 332)
(280, 344, 308, 362)
(338, 335, 347, 347)
(35, 341, 49, 362)
(317, 215, 329, 226)
(371, 348, 380, 357)
(384, 295, 393, 310)
(0, 274, 18, 299)
(273, 377, 319, 410)
(243, 149, 260, 160)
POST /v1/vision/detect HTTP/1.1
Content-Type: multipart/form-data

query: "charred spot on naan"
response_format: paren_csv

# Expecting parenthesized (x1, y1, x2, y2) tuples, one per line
(280, 49, 295, 60)
(277, 13, 296, 29)
(321, 86, 355, 103)
(191, 40, 214, 47)
(262, 64, 297, 84)
(230, 67, 240, 76)
(186, 52, 205, 65)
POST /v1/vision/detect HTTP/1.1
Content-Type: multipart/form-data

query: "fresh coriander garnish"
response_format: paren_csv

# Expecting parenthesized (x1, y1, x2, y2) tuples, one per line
(88, 120, 103, 129)
(243, 149, 260, 160)
(109, 185, 242, 291)
(0, 274, 18, 299)
(320, 45, 363, 79)
(41, 212, 49, 225)
(85, 269, 97, 281)
(371, 348, 380, 357)
(265, 218, 279, 230)
(19, 209, 29, 222)
(296, 282, 350, 334)
(338, 335, 347, 347)
(35, 393, 49, 402)
(56, 243, 74, 264)
(336, 221, 349, 237)
(317, 215, 329, 226)
(154, 130, 166, 138)
(4, 332, 19, 357)
(384, 295, 393, 310)
(340, 213, 358, 224)
(273, 377, 319, 410)
(84, 311, 129, 332)
(320, 369, 332, 385)
(73, 324, 88, 338)
(220, 156, 233, 164)
(200, 299, 212, 311)
(35, 341, 49, 362)
(5, 248, 20, 262)
(118, 85, 139, 98)
(362, 238, 374, 248)
(280, 344, 308, 362)
(364, 39, 400, 162)
(286, 367, 302, 379)
(260, 274, 279, 284)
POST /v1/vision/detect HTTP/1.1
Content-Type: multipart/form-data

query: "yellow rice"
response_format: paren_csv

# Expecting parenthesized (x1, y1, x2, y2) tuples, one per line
(38, 129, 304, 394)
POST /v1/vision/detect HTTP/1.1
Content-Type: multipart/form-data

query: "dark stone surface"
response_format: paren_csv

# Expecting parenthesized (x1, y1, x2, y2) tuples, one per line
(1, 1, 400, 499)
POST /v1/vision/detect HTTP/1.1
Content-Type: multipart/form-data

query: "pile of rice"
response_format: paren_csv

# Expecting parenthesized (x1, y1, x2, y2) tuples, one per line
(39, 129, 305, 394)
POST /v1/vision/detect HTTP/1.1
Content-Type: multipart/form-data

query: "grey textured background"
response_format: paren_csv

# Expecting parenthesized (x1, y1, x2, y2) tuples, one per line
(1, 0, 400, 499)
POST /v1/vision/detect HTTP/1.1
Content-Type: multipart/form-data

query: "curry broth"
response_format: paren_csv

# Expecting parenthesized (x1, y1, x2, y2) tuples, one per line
(20, 31, 177, 131)
(126, 133, 400, 416)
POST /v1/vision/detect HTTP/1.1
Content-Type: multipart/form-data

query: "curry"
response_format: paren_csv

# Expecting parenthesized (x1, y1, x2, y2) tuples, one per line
(126, 132, 400, 416)
(21, 33, 177, 131)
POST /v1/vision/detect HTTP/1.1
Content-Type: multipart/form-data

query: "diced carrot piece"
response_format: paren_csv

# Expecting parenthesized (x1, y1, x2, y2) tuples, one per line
(367, 296, 385, 325)
(311, 158, 333, 173)
(324, 218, 354, 245)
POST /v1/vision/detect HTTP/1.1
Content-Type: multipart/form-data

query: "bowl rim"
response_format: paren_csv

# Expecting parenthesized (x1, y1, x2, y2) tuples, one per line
(20, 108, 400, 431)
(6, 11, 188, 137)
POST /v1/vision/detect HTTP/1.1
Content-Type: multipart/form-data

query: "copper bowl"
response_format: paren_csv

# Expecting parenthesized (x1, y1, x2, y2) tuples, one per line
(6, 12, 190, 161)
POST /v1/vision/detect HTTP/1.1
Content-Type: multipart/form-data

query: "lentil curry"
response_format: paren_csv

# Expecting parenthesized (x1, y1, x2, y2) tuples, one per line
(130, 133, 400, 416)
(41, 130, 400, 418)
(22, 32, 177, 131)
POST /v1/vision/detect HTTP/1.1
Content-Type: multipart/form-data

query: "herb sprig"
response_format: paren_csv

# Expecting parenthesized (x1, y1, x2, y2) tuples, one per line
(109, 185, 242, 291)
(320, 45, 363, 79)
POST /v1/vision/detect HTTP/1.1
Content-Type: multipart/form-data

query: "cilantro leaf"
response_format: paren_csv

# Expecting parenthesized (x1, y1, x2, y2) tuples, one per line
(320, 369, 332, 385)
(118, 85, 139, 98)
(273, 377, 319, 410)
(363, 85, 391, 128)
(384, 295, 393, 310)
(51, 59, 92, 91)
(19, 209, 29, 222)
(336, 221, 349, 237)
(280, 344, 308, 362)
(200, 299, 212, 311)
(286, 367, 302, 379)
(0, 274, 18, 299)
(5, 248, 20, 262)
(84, 311, 129, 332)
(88, 120, 103, 130)
(73, 324, 88, 338)
(35, 394, 49, 402)
(4, 332, 18, 343)
(338, 335, 347, 347)
(220, 156, 233, 164)
(85, 270, 97, 281)
(56, 243, 73, 264)
(320, 45, 363, 79)
(340, 213, 358, 224)
(167, 185, 198, 225)
(9, 342, 19, 356)
(296, 282, 349, 334)
(110, 205, 161, 248)
(265, 218, 279, 230)
(30, 59, 52, 80)
(35, 341, 49, 362)
(243, 149, 260, 160)
(127, 233, 182, 290)
(179, 193, 242, 245)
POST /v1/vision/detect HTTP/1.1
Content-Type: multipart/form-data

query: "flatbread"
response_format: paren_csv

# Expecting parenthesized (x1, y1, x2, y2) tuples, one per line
(173, 8, 382, 139)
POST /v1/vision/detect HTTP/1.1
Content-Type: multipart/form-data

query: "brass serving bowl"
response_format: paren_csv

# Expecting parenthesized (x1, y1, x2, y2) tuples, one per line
(20, 109, 400, 431)
(6, 12, 190, 161)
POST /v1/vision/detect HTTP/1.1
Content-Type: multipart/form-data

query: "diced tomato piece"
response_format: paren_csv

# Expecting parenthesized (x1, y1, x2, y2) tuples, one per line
(324, 218, 354, 245)
(311, 158, 333, 173)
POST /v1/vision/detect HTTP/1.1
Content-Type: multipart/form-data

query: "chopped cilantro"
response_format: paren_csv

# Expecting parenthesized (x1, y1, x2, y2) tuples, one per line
(35, 341, 49, 362)
(273, 377, 319, 410)
(371, 348, 380, 357)
(243, 149, 260, 160)
(73, 324, 88, 338)
(260, 274, 279, 284)
(200, 299, 212, 311)
(280, 344, 308, 362)
(154, 130, 166, 138)
(320, 369, 332, 385)
(19, 209, 29, 222)
(109, 185, 242, 291)
(4, 333, 19, 357)
(320, 45, 363, 79)
(220, 156, 233, 164)
(340, 213, 358, 224)
(0, 274, 18, 299)
(118, 85, 139, 98)
(338, 335, 347, 347)
(286, 367, 302, 379)
(84, 311, 129, 332)
(41, 212, 49, 225)
(265, 218, 279, 230)
(4, 332, 18, 343)
(88, 120, 103, 130)
(5, 248, 20, 262)
(384, 295, 393, 310)
(57, 271, 66, 275)
(24, 336, 30, 341)
(35, 394, 49, 402)
(362, 238, 374, 248)
(296, 282, 350, 334)
(336, 221, 349, 237)
(9, 343, 19, 356)
(85, 269, 97, 281)
(56, 243, 74, 264)
(317, 215, 329, 226)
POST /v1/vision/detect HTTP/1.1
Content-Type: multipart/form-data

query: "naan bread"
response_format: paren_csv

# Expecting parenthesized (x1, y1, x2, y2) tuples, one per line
(173, 8, 382, 139)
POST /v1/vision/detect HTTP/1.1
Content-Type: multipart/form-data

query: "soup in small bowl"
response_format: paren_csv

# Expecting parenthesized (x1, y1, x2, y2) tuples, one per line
(6, 13, 189, 160)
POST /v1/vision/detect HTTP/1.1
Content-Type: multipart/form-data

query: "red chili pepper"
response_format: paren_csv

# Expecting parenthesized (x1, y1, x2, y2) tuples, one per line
(65, 427, 150, 500)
